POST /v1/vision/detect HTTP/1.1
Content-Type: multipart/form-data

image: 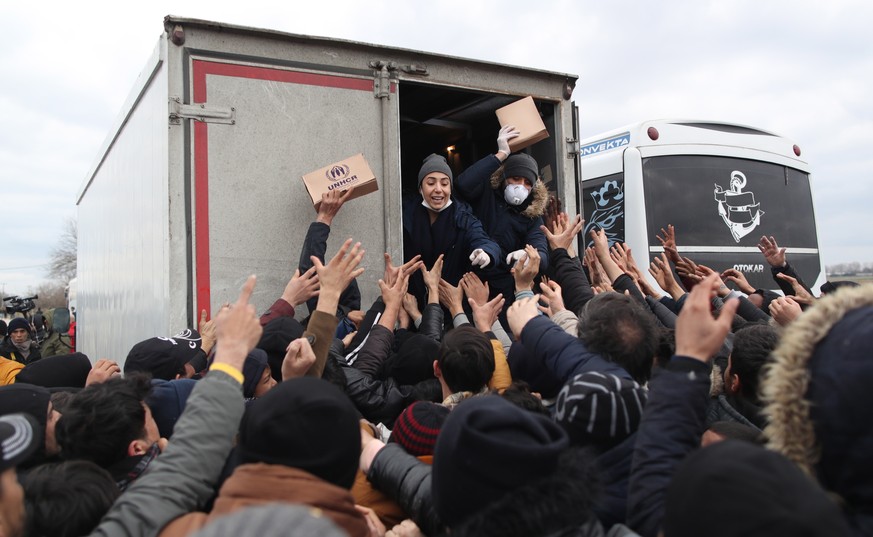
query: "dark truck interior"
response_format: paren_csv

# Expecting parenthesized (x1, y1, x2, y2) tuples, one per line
(398, 82, 559, 196)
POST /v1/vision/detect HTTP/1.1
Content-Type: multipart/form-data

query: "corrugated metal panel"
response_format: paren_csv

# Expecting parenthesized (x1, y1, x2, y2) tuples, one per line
(77, 61, 170, 365)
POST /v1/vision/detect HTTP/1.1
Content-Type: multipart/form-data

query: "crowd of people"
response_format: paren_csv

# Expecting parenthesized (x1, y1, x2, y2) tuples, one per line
(0, 126, 870, 537)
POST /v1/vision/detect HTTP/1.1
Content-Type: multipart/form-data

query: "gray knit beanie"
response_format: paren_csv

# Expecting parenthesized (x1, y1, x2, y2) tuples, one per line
(503, 153, 538, 184)
(191, 504, 346, 537)
(418, 153, 453, 187)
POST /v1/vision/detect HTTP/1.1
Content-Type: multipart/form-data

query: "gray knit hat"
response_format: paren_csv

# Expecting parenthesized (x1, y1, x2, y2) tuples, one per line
(502, 153, 538, 184)
(191, 504, 346, 537)
(554, 371, 647, 451)
(418, 153, 453, 187)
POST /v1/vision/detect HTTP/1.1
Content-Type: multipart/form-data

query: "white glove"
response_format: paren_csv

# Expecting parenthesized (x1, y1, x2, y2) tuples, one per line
(506, 249, 527, 266)
(469, 249, 491, 268)
(496, 125, 519, 157)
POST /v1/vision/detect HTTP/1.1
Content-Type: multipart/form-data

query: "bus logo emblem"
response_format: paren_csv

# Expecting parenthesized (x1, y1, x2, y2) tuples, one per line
(714, 171, 764, 242)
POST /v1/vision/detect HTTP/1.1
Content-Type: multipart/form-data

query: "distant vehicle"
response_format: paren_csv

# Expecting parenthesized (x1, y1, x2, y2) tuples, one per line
(578, 119, 824, 292)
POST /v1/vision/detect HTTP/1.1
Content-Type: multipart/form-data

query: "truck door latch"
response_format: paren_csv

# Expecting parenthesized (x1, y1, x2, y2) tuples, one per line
(169, 97, 236, 125)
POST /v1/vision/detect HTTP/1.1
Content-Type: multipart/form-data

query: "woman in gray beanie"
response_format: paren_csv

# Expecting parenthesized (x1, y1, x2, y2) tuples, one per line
(402, 153, 500, 308)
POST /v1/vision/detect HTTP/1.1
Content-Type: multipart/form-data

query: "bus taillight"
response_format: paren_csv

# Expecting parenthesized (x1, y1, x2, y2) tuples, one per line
(647, 127, 659, 140)
(793, 144, 801, 157)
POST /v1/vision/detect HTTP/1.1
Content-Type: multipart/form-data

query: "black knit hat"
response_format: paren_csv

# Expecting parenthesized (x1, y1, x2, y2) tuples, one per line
(386, 334, 440, 386)
(554, 371, 647, 452)
(432, 395, 568, 526)
(124, 329, 203, 381)
(238, 377, 361, 489)
(257, 317, 305, 382)
(0, 413, 40, 473)
(417, 154, 453, 187)
(389, 401, 449, 456)
(502, 153, 538, 184)
(15, 353, 92, 388)
(0, 384, 50, 461)
(663, 440, 848, 537)
(242, 349, 269, 399)
(7, 317, 30, 338)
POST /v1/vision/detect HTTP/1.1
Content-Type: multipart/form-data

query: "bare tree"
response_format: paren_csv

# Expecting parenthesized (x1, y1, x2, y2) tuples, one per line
(47, 217, 77, 282)
(32, 281, 68, 309)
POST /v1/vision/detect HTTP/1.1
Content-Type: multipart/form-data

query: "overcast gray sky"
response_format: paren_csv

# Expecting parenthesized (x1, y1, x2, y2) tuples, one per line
(2, 0, 871, 295)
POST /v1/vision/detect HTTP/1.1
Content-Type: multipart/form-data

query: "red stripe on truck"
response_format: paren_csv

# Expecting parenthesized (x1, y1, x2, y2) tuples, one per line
(192, 60, 374, 318)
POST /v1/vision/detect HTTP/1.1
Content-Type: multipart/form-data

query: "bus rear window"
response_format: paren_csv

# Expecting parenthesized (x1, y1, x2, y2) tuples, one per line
(642, 155, 818, 249)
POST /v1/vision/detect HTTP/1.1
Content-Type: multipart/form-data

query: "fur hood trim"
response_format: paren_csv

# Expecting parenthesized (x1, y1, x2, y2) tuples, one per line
(489, 165, 549, 218)
(762, 284, 873, 476)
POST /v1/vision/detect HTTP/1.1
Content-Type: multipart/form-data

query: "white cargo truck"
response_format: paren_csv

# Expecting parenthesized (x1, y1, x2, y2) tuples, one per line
(578, 119, 825, 292)
(77, 16, 580, 363)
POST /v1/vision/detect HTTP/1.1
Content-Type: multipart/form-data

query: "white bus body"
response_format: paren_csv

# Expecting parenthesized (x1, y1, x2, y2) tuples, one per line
(579, 120, 824, 292)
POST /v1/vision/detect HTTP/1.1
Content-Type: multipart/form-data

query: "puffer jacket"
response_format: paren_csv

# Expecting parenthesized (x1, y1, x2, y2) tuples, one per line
(455, 155, 549, 301)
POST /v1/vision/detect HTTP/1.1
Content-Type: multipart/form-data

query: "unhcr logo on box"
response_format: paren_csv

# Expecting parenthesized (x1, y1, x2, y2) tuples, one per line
(325, 164, 358, 190)
(580, 133, 630, 157)
(326, 164, 351, 181)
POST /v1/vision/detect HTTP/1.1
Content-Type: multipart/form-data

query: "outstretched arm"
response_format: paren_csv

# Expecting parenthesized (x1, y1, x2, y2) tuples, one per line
(89, 276, 261, 536)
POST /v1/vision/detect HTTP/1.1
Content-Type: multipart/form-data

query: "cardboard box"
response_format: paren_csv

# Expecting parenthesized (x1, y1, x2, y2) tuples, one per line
(302, 153, 379, 211)
(495, 96, 550, 152)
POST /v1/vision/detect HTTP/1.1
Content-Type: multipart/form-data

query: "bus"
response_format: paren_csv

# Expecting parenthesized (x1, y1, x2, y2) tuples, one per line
(578, 119, 824, 292)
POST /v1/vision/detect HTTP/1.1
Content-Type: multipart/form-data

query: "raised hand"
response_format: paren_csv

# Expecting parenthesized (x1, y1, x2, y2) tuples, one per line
(769, 296, 803, 326)
(402, 292, 422, 321)
(438, 279, 465, 317)
(496, 125, 520, 158)
(507, 294, 542, 340)
(383, 253, 422, 287)
(460, 272, 489, 305)
(199, 309, 217, 355)
(281, 266, 320, 308)
(282, 336, 316, 380)
(85, 359, 121, 386)
(538, 278, 566, 316)
(776, 273, 816, 305)
(542, 195, 562, 234)
(313, 239, 365, 315)
(421, 254, 444, 292)
(656, 224, 681, 264)
(214, 275, 263, 370)
(721, 268, 755, 294)
(316, 187, 354, 226)
(757, 235, 787, 268)
(511, 244, 541, 292)
(541, 213, 583, 252)
(675, 273, 739, 361)
(469, 294, 505, 333)
(649, 253, 684, 299)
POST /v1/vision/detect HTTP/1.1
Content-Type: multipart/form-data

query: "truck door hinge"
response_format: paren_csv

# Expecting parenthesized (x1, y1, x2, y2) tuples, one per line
(169, 97, 236, 125)
(566, 137, 580, 159)
(369, 60, 399, 99)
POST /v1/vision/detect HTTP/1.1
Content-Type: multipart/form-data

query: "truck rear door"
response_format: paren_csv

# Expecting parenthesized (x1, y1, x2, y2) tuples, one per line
(187, 58, 392, 318)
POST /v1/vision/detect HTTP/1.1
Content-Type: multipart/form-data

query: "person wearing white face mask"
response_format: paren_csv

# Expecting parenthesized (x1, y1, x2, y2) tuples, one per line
(454, 126, 550, 309)
(402, 153, 501, 309)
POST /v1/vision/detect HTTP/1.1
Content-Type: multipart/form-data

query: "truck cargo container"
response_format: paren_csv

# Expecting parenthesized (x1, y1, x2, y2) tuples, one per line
(76, 16, 580, 363)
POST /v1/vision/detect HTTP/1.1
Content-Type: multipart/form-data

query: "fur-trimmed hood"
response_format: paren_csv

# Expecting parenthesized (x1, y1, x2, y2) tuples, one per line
(762, 284, 873, 524)
(489, 165, 549, 219)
